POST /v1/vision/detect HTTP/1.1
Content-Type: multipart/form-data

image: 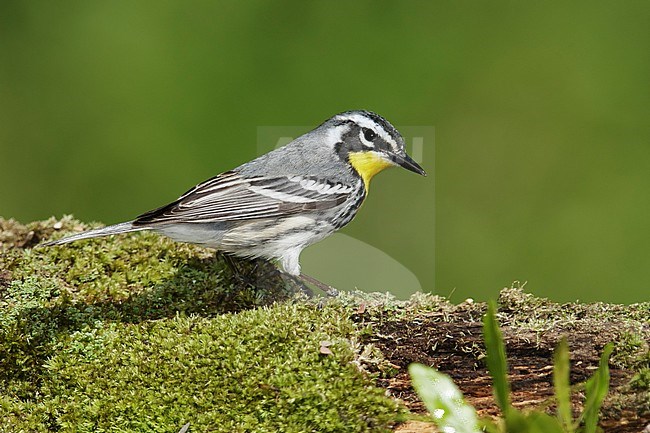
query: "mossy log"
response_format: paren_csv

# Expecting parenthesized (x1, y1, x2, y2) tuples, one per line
(1, 217, 648, 432)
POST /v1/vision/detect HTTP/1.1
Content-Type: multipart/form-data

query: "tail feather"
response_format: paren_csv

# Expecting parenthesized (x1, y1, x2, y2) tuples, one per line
(42, 221, 147, 246)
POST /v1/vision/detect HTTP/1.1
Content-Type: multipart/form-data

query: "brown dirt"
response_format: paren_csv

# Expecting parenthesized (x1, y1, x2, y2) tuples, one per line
(354, 295, 650, 433)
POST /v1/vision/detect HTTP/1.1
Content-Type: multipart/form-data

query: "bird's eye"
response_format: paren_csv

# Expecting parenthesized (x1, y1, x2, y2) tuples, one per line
(362, 128, 377, 142)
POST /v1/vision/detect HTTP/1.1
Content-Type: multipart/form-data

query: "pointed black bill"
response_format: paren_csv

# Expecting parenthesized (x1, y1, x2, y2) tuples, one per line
(391, 152, 426, 176)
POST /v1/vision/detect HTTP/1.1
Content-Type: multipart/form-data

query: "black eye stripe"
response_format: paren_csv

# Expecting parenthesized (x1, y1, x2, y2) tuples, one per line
(362, 127, 377, 142)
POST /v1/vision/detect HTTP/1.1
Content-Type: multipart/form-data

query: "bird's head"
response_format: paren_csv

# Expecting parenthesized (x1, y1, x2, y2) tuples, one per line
(325, 110, 426, 190)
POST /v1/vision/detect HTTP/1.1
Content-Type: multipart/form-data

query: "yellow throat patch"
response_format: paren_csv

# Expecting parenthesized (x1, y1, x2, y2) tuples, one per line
(348, 151, 395, 191)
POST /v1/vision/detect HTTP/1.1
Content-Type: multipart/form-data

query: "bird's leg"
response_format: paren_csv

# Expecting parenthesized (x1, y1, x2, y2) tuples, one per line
(217, 251, 238, 274)
(217, 252, 312, 296)
(251, 262, 317, 298)
(216, 251, 255, 286)
(299, 273, 339, 297)
(274, 271, 314, 298)
(248, 257, 278, 280)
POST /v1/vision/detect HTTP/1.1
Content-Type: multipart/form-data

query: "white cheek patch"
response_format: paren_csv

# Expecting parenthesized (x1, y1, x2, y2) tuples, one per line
(325, 124, 350, 148)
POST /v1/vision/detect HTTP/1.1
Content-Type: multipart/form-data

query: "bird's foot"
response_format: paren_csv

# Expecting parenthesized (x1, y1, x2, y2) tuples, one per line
(277, 272, 314, 298)
(217, 252, 308, 296)
(215, 252, 338, 298)
(298, 273, 339, 297)
(217, 252, 273, 287)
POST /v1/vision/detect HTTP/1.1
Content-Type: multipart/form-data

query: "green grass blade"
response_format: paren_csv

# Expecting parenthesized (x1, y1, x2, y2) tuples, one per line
(553, 337, 574, 432)
(581, 343, 613, 433)
(525, 412, 567, 433)
(478, 419, 500, 433)
(409, 363, 481, 433)
(504, 410, 566, 433)
(504, 409, 529, 432)
(482, 300, 511, 414)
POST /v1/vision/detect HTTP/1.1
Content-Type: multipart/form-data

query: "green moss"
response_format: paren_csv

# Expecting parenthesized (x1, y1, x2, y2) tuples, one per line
(41, 304, 396, 432)
(3, 218, 647, 430)
(630, 367, 650, 391)
(498, 286, 650, 370)
(0, 217, 402, 432)
(0, 304, 401, 432)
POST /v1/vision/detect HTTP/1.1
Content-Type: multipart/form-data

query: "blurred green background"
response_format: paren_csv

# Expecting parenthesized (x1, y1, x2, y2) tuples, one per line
(1, 1, 648, 303)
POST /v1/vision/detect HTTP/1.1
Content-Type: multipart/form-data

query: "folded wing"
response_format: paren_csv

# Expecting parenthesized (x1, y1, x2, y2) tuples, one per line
(134, 171, 353, 225)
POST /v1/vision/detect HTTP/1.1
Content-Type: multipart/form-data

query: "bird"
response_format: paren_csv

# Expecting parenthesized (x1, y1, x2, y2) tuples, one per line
(44, 110, 426, 295)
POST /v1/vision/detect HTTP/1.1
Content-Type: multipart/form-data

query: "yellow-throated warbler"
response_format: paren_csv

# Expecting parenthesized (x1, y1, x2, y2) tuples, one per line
(45, 110, 426, 294)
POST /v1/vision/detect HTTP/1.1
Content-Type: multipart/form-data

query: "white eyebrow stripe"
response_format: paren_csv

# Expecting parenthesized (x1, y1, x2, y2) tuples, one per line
(336, 113, 399, 151)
